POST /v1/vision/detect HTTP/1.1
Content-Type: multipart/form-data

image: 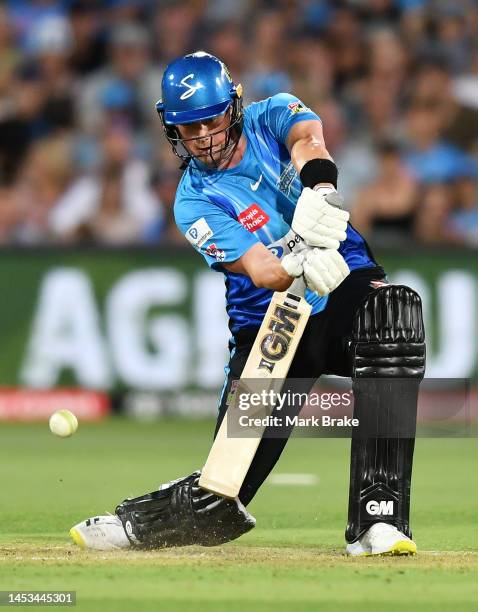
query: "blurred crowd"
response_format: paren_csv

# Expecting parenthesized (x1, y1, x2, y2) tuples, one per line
(0, 0, 477, 247)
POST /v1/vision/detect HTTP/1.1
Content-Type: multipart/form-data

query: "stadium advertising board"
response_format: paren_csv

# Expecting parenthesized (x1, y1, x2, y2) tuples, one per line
(0, 247, 476, 419)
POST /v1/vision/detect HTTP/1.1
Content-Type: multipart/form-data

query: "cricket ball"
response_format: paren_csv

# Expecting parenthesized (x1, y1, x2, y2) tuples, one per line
(49, 409, 78, 438)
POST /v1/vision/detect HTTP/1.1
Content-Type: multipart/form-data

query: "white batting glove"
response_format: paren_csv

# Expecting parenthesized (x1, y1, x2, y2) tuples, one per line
(303, 248, 350, 296)
(280, 251, 305, 278)
(292, 187, 349, 249)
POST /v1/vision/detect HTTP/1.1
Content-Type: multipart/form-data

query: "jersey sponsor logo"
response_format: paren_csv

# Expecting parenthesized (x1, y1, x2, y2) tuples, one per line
(365, 500, 394, 516)
(287, 234, 304, 252)
(179, 74, 204, 100)
(186, 217, 213, 248)
(205, 243, 225, 262)
(268, 245, 284, 259)
(267, 232, 302, 260)
(250, 174, 263, 191)
(238, 204, 270, 232)
(287, 101, 310, 115)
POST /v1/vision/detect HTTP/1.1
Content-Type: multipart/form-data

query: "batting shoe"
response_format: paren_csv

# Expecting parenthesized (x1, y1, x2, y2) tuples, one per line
(346, 522, 417, 556)
(70, 514, 131, 550)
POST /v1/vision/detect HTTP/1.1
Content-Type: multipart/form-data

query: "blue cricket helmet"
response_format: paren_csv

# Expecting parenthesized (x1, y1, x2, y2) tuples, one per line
(156, 51, 243, 166)
(156, 51, 240, 125)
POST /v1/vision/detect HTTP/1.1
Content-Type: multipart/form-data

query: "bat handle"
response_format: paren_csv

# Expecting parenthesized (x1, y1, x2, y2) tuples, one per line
(288, 276, 307, 297)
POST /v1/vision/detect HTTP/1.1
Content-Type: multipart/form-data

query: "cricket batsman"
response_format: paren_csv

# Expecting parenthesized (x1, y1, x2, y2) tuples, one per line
(70, 52, 425, 556)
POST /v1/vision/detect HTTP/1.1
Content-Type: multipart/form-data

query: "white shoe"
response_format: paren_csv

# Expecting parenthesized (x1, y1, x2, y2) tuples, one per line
(346, 522, 417, 556)
(70, 514, 131, 551)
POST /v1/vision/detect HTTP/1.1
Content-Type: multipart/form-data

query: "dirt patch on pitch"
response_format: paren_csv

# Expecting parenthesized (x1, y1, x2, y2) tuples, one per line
(1, 543, 478, 570)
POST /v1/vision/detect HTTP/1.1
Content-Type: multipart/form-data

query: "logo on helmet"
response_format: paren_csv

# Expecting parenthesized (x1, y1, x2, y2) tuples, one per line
(179, 74, 204, 100)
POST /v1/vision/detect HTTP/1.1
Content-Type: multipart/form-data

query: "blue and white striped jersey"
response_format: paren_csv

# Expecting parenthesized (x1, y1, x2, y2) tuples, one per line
(174, 93, 375, 334)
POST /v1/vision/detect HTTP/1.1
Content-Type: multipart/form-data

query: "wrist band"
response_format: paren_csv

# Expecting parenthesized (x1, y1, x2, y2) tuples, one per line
(299, 158, 338, 189)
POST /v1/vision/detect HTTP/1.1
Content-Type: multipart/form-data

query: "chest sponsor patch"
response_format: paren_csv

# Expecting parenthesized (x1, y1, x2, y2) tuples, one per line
(185, 217, 213, 248)
(238, 204, 270, 232)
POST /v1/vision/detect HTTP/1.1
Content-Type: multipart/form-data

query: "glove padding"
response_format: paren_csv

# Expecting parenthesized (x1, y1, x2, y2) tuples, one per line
(292, 187, 349, 249)
(280, 251, 305, 278)
(303, 248, 350, 296)
(115, 471, 256, 549)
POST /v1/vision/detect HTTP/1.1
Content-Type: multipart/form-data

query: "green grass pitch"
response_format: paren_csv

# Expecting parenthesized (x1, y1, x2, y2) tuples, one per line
(1, 418, 477, 611)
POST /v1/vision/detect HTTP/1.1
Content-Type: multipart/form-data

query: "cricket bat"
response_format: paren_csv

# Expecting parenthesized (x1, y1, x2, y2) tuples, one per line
(199, 278, 311, 498)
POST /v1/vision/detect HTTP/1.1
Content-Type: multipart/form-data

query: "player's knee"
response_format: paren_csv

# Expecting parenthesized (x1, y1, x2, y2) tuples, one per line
(349, 285, 426, 380)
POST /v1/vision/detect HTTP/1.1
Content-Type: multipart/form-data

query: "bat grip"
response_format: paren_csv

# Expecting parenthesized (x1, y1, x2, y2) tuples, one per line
(288, 275, 307, 298)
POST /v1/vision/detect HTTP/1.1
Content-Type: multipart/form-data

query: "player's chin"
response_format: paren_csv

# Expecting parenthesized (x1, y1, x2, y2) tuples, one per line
(195, 149, 227, 167)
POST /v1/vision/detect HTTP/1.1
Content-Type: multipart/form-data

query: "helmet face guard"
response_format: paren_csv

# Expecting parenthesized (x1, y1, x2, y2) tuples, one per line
(156, 52, 244, 169)
(157, 95, 243, 169)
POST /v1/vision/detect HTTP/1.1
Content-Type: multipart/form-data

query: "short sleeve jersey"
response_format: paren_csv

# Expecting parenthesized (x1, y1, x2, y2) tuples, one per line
(174, 93, 375, 334)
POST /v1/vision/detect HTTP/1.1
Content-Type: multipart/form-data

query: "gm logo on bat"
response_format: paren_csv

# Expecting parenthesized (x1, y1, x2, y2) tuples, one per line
(258, 295, 303, 374)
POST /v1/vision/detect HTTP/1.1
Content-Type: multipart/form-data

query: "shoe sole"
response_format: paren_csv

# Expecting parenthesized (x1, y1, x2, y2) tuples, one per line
(347, 540, 417, 557)
(379, 540, 417, 556)
(370, 540, 418, 557)
(69, 527, 86, 549)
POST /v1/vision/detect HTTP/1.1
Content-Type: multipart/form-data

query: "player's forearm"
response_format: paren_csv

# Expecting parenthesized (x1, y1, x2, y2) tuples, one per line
(224, 243, 294, 291)
(252, 260, 294, 291)
(242, 252, 294, 291)
(290, 136, 335, 189)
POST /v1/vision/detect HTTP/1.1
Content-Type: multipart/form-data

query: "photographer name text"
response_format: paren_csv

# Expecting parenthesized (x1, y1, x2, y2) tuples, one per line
(238, 415, 359, 428)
